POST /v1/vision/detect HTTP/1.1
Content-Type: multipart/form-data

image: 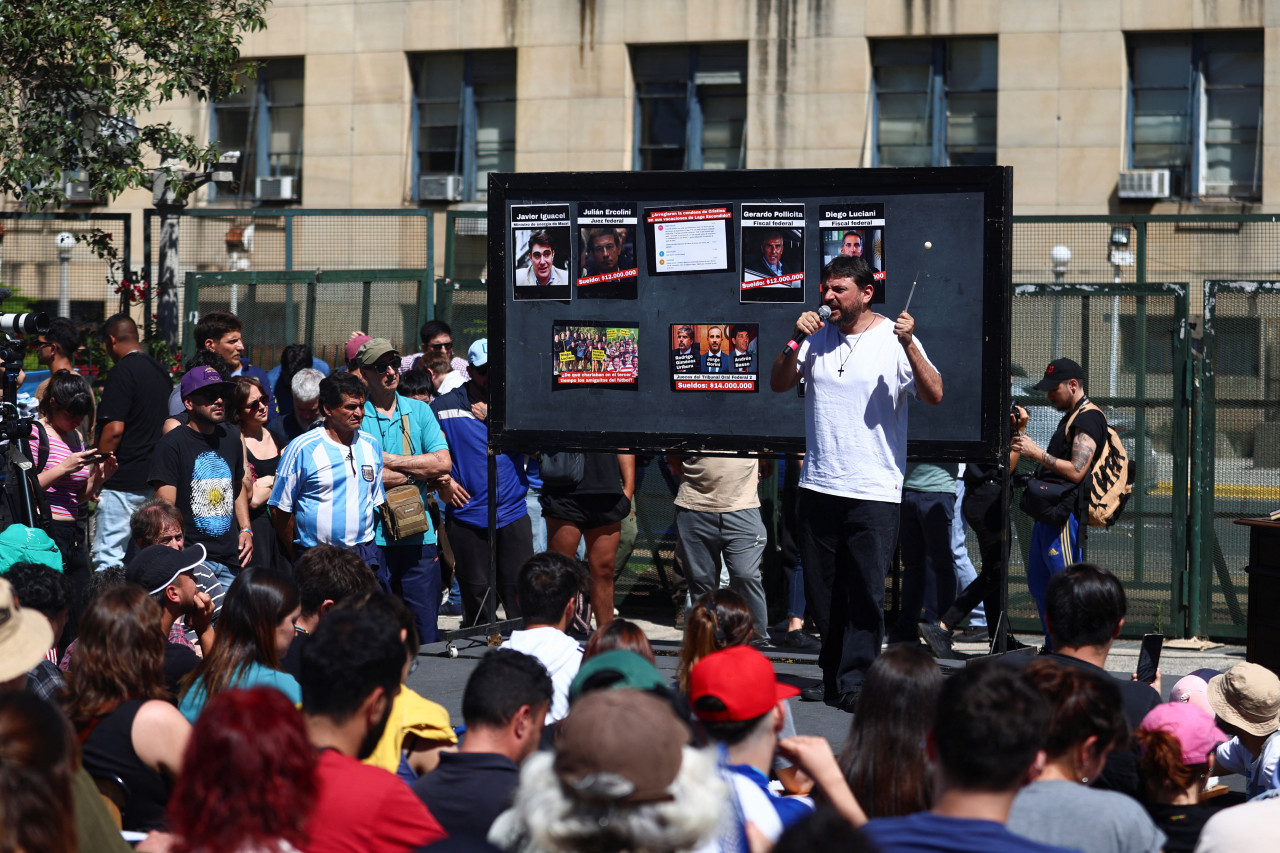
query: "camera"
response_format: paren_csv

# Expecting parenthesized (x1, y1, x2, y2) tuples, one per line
(0, 312, 48, 336)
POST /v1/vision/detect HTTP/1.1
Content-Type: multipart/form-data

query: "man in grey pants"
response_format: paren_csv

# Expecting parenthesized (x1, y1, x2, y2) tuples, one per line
(667, 455, 769, 642)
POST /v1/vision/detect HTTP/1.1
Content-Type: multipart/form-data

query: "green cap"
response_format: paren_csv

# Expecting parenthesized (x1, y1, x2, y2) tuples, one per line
(569, 650, 667, 703)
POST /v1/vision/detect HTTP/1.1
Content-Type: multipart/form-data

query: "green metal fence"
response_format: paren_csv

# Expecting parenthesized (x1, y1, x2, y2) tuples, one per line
(1198, 280, 1280, 640)
(146, 208, 433, 367)
(183, 269, 432, 368)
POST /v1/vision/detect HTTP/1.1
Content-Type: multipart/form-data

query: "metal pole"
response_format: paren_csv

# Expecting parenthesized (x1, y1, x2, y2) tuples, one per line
(56, 232, 74, 318)
(1110, 267, 1121, 398)
(157, 204, 184, 347)
(1051, 271, 1064, 359)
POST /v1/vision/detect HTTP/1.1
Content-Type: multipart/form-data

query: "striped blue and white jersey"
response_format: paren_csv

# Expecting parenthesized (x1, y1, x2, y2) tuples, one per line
(269, 428, 386, 548)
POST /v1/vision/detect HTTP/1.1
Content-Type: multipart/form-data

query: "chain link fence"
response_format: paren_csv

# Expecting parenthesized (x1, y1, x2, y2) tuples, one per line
(0, 213, 130, 336)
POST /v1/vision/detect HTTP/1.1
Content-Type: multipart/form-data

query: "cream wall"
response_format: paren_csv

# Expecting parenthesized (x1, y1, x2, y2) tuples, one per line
(88, 0, 1280, 221)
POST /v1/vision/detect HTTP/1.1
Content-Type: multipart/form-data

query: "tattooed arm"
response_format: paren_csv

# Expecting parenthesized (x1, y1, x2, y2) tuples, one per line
(1010, 430, 1097, 484)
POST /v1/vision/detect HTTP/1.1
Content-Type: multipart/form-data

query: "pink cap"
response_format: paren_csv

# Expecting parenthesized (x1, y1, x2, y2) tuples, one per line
(1140, 702, 1227, 766)
(344, 335, 372, 364)
(1170, 674, 1213, 715)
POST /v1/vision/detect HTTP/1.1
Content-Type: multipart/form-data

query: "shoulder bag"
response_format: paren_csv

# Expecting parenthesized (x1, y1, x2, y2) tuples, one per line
(381, 413, 431, 540)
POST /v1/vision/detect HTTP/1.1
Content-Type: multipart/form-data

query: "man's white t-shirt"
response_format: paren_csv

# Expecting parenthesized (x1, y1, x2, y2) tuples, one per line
(795, 315, 933, 503)
(501, 626, 583, 722)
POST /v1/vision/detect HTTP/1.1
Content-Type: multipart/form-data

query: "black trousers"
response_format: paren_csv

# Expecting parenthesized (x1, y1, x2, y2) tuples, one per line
(46, 516, 90, 652)
(446, 515, 533, 627)
(798, 490, 900, 697)
(941, 480, 1005, 638)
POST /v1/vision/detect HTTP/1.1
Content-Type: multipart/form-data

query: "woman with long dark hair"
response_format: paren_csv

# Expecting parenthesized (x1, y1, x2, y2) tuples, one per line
(1007, 659, 1165, 853)
(63, 585, 191, 832)
(838, 643, 943, 817)
(0, 691, 78, 853)
(35, 369, 116, 643)
(230, 377, 289, 572)
(177, 567, 302, 722)
(166, 687, 318, 853)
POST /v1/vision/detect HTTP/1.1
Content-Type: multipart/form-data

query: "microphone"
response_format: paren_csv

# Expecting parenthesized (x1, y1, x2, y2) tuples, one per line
(782, 305, 831, 355)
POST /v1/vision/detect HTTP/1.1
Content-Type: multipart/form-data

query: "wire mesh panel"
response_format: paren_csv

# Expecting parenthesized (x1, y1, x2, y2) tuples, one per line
(146, 210, 432, 351)
(184, 270, 430, 372)
(1007, 282, 1189, 636)
(0, 213, 130, 326)
(1200, 282, 1280, 639)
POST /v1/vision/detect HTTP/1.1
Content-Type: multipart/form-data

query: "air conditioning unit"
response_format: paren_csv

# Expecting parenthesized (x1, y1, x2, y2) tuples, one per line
(1118, 169, 1171, 199)
(255, 175, 297, 202)
(65, 178, 95, 204)
(419, 174, 463, 202)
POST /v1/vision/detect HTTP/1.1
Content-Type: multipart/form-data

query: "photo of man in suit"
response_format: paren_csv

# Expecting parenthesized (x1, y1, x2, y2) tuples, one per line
(700, 326, 731, 373)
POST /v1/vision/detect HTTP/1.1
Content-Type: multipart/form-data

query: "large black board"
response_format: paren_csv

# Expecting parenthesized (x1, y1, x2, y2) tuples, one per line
(488, 167, 1011, 462)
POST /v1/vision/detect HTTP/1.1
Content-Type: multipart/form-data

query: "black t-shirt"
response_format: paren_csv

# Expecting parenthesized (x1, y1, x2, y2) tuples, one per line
(542, 452, 623, 497)
(96, 351, 174, 492)
(163, 640, 200, 696)
(412, 751, 519, 838)
(1146, 802, 1218, 853)
(1039, 399, 1109, 519)
(147, 424, 245, 566)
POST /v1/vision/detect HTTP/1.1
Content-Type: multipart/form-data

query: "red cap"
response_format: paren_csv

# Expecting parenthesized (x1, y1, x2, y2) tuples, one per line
(689, 646, 800, 723)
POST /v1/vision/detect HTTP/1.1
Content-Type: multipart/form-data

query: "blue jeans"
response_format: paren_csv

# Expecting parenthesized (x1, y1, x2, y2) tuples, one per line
(378, 541, 441, 644)
(1028, 513, 1081, 646)
(526, 488, 547, 554)
(91, 488, 152, 570)
(204, 559, 239, 592)
(952, 479, 985, 627)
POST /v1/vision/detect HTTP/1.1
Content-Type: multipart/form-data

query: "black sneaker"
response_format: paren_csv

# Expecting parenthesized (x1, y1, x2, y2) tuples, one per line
(799, 683, 827, 702)
(836, 688, 862, 713)
(918, 621, 957, 660)
(782, 629, 822, 651)
(953, 626, 990, 644)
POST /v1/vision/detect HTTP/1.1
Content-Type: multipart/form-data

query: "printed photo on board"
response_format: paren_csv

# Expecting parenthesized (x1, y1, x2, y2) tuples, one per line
(820, 203, 887, 303)
(669, 323, 759, 392)
(512, 203, 573, 301)
(552, 323, 639, 389)
(577, 203, 639, 299)
(740, 203, 805, 304)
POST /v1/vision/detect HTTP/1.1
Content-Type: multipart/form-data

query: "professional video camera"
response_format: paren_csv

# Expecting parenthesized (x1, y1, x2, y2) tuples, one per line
(0, 288, 49, 528)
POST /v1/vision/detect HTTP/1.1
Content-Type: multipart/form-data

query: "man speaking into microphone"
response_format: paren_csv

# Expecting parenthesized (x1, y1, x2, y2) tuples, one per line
(770, 255, 943, 712)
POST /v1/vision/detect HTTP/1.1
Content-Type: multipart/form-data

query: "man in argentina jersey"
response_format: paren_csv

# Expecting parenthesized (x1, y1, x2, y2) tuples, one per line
(270, 372, 387, 574)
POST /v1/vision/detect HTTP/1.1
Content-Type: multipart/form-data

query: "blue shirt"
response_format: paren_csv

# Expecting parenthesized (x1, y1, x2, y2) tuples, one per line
(864, 813, 1080, 853)
(430, 384, 528, 529)
(178, 661, 301, 723)
(361, 395, 450, 546)
(269, 428, 385, 548)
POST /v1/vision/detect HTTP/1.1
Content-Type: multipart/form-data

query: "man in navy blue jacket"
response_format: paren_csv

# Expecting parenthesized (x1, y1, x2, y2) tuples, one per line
(431, 339, 534, 626)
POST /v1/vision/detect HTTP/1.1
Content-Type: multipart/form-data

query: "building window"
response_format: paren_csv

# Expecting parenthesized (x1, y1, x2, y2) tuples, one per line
(209, 59, 305, 201)
(1128, 32, 1263, 199)
(410, 50, 516, 203)
(872, 38, 997, 168)
(631, 44, 747, 171)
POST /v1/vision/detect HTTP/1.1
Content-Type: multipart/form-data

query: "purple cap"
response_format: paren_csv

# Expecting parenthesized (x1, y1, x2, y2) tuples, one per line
(180, 366, 234, 399)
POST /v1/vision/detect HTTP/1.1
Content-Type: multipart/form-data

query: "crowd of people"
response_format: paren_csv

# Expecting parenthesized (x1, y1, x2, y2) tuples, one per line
(1, 259, 1278, 852)
(4, 541, 1278, 853)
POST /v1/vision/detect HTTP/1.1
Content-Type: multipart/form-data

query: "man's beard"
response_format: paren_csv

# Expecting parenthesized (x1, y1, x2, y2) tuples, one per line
(356, 695, 395, 760)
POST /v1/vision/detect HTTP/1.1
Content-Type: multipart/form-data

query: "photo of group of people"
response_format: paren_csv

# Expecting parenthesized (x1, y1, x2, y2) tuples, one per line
(669, 323, 759, 392)
(552, 323, 639, 388)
